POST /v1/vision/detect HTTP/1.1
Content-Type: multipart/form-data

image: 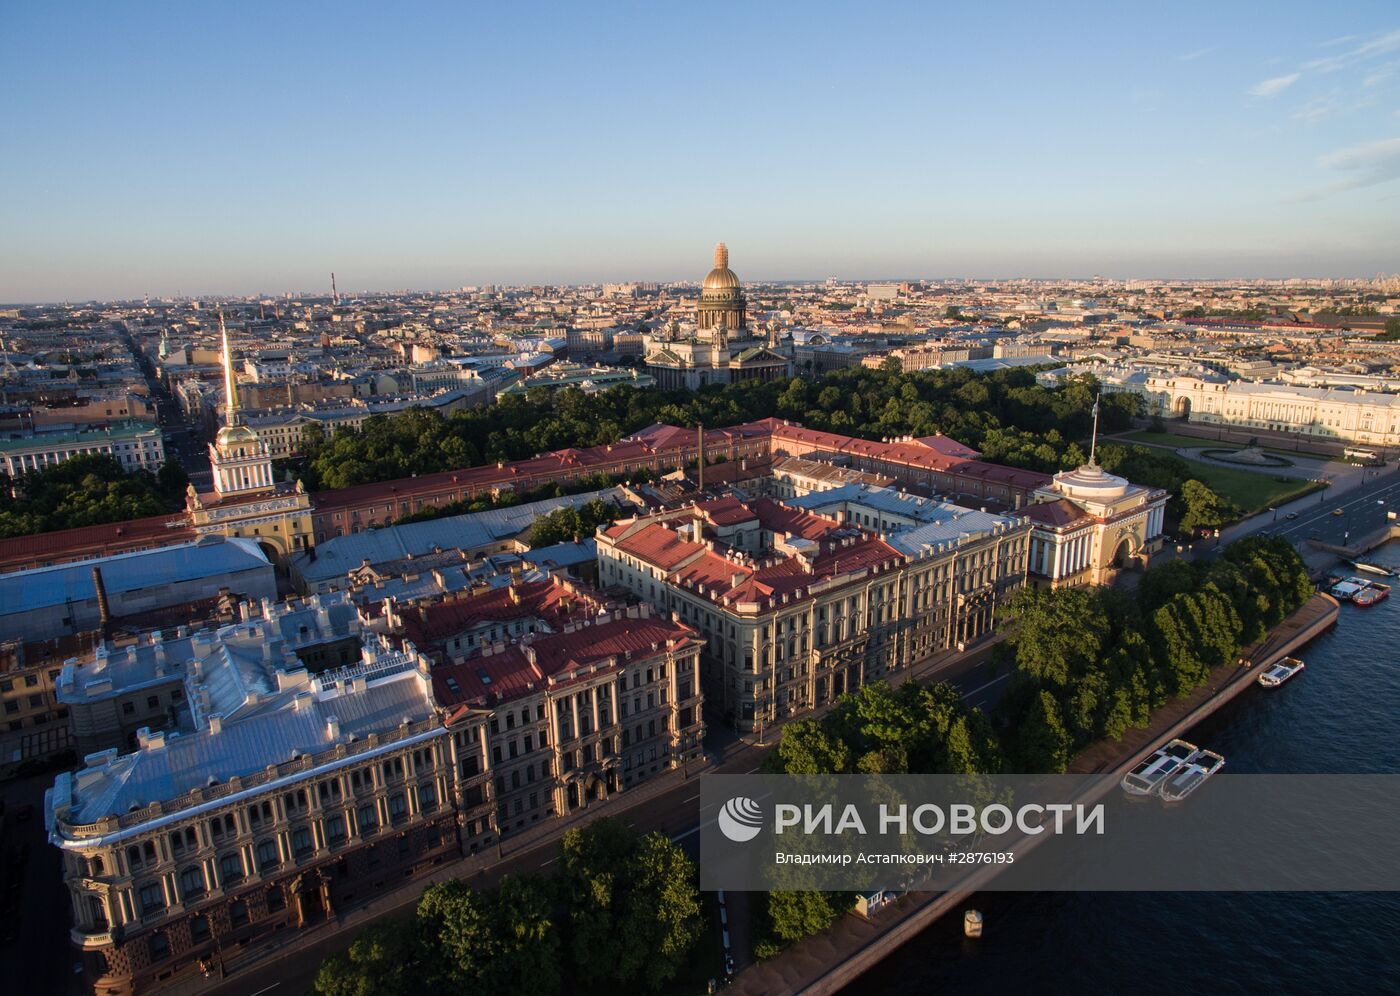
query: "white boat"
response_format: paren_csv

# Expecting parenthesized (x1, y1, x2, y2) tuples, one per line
(1159, 750, 1226, 804)
(1257, 657, 1305, 687)
(1350, 561, 1394, 577)
(1121, 739, 1200, 797)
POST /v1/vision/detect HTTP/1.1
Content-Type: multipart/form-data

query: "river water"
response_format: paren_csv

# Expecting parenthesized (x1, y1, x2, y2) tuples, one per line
(850, 547, 1400, 995)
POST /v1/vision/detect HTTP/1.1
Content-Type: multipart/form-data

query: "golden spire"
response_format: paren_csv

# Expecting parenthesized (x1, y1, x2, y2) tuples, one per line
(714, 242, 728, 269)
(220, 311, 240, 426)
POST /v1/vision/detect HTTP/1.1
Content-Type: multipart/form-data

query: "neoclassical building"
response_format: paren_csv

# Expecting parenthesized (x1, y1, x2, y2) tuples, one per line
(596, 494, 1028, 730)
(1143, 374, 1400, 448)
(1018, 457, 1169, 587)
(644, 243, 793, 389)
(185, 317, 313, 561)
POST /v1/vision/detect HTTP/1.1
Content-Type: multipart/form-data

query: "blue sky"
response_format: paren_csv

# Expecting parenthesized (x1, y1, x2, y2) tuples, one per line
(3, 1, 1399, 301)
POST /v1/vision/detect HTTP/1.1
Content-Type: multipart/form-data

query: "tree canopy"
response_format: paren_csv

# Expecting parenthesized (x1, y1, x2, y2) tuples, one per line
(315, 819, 701, 996)
(289, 366, 1136, 491)
(997, 536, 1313, 768)
(0, 453, 188, 538)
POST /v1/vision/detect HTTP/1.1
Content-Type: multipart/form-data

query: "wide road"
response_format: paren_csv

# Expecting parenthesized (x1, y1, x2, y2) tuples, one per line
(1251, 464, 1400, 551)
(189, 641, 1005, 996)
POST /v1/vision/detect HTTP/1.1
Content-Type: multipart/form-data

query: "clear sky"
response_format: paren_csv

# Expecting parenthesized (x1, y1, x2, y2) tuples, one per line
(3, 1, 1399, 301)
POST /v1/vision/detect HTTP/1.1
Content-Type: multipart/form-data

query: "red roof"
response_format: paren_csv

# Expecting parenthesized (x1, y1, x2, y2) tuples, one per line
(0, 512, 195, 574)
(1017, 499, 1094, 529)
(614, 521, 707, 570)
(698, 497, 758, 527)
(432, 611, 701, 710)
(395, 578, 608, 646)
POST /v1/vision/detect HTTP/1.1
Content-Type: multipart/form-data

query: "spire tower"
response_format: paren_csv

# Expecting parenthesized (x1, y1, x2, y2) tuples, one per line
(220, 312, 240, 427)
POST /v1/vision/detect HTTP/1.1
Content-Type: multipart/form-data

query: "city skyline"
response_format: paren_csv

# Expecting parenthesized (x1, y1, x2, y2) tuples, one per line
(4, 2, 1400, 300)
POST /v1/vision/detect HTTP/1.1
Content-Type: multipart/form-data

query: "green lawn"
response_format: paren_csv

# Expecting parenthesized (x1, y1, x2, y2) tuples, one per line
(1124, 430, 1241, 450)
(1178, 459, 1326, 514)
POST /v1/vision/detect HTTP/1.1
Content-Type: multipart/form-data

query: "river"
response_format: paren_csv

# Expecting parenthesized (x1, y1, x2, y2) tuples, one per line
(849, 547, 1400, 995)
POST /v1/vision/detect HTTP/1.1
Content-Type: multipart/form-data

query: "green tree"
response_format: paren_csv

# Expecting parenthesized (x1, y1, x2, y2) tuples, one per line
(313, 919, 422, 996)
(766, 890, 849, 943)
(1012, 690, 1072, 773)
(560, 819, 701, 993)
(1178, 479, 1239, 536)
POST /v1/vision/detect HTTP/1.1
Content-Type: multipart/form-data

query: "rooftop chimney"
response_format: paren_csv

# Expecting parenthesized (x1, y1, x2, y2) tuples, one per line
(91, 566, 112, 636)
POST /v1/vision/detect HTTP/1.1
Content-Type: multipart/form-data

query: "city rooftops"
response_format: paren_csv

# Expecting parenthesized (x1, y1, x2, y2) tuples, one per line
(291, 489, 625, 588)
(0, 421, 161, 452)
(50, 645, 438, 830)
(431, 603, 700, 713)
(0, 535, 269, 615)
(57, 591, 361, 707)
(782, 484, 1027, 558)
(601, 497, 907, 613)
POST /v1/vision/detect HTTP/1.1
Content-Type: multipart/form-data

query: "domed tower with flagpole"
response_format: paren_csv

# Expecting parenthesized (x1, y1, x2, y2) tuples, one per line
(1018, 393, 1170, 587)
(186, 313, 314, 562)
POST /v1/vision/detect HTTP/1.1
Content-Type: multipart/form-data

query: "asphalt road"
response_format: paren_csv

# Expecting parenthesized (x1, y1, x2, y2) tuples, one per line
(1253, 465, 1400, 551)
(120, 328, 213, 489)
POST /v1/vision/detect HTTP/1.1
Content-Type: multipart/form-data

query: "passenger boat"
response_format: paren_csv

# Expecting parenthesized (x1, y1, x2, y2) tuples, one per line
(1352, 582, 1390, 607)
(1159, 750, 1226, 804)
(1257, 657, 1305, 687)
(1121, 739, 1199, 797)
(1329, 577, 1365, 600)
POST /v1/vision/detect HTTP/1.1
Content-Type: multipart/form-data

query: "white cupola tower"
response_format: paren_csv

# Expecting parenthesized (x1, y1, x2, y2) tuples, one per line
(208, 314, 274, 497)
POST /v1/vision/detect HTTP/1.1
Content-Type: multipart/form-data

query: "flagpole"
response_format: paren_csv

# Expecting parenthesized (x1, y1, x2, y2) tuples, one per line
(1089, 393, 1101, 465)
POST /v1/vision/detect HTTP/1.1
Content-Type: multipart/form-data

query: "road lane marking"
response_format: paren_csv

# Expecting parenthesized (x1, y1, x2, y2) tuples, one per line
(961, 672, 1012, 699)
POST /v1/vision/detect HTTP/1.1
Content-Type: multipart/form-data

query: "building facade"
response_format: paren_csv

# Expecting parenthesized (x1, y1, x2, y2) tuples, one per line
(1145, 375, 1400, 448)
(431, 602, 705, 848)
(0, 422, 165, 477)
(47, 639, 457, 996)
(596, 494, 1028, 731)
(1018, 459, 1170, 587)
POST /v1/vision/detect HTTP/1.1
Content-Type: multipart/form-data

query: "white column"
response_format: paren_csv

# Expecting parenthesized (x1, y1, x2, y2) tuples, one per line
(1051, 538, 1063, 579)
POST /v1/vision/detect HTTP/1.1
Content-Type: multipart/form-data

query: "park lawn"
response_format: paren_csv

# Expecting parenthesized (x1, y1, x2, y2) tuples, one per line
(1125, 430, 1241, 449)
(1179, 458, 1326, 514)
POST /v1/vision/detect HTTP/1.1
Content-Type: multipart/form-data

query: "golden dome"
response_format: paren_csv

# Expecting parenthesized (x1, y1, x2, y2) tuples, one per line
(702, 242, 741, 290)
(216, 423, 261, 448)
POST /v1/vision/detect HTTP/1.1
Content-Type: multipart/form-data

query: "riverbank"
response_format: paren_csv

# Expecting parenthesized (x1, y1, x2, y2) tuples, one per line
(730, 593, 1340, 996)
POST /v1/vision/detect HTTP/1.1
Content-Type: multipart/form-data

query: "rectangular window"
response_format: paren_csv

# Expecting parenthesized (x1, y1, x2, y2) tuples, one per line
(139, 883, 165, 915)
(219, 853, 245, 887)
(326, 813, 347, 845)
(357, 804, 378, 836)
(292, 827, 313, 858)
(256, 839, 280, 872)
(179, 867, 205, 902)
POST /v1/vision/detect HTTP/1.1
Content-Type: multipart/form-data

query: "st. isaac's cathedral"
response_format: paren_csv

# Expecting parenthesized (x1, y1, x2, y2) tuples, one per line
(644, 243, 794, 389)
